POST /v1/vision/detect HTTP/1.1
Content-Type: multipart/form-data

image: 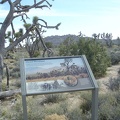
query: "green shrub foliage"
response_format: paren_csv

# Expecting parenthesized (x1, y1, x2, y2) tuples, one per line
(59, 37, 78, 56)
(41, 94, 66, 104)
(59, 37, 110, 77)
(105, 76, 120, 91)
(110, 51, 120, 65)
(80, 92, 120, 120)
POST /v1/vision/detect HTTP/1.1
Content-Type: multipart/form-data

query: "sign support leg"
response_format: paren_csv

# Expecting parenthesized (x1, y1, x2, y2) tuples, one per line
(22, 95, 28, 120)
(91, 88, 98, 120)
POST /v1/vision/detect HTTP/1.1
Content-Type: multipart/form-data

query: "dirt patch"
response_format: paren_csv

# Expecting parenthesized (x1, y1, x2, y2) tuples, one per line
(97, 64, 120, 93)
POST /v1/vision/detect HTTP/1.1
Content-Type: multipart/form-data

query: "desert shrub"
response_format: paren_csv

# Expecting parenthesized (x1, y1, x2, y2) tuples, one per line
(77, 38, 111, 77)
(44, 101, 69, 117)
(114, 92, 120, 104)
(2, 82, 7, 91)
(67, 108, 82, 120)
(0, 96, 23, 120)
(9, 61, 20, 79)
(9, 59, 15, 63)
(1, 95, 68, 120)
(59, 37, 111, 77)
(0, 108, 10, 119)
(9, 66, 14, 70)
(59, 37, 78, 56)
(110, 51, 120, 65)
(15, 79, 21, 88)
(80, 92, 92, 114)
(3, 95, 67, 120)
(33, 50, 41, 57)
(80, 91, 120, 120)
(44, 100, 90, 120)
(105, 76, 120, 91)
(12, 67, 20, 72)
(98, 93, 120, 120)
(28, 97, 68, 120)
(14, 49, 29, 60)
(10, 72, 20, 78)
(11, 96, 46, 120)
(98, 103, 119, 120)
(44, 113, 67, 120)
(5, 52, 15, 59)
(42, 94, 66, 104)
(2, 68, 7, 79)
(45, 42, 53, 48)
(118, 68, 120, 75)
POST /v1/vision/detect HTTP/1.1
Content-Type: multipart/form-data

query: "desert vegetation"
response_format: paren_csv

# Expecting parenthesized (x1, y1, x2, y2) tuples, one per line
(59, 37, 111, 77)
(0, 35, 120, 120)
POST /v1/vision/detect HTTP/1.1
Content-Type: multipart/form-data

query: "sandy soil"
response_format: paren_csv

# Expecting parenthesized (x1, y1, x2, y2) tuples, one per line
(97, 64, 120, 93)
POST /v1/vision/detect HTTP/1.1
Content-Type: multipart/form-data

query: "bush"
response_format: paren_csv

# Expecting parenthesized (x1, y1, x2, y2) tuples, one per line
(80, 91, 120, 120)
(15, 79, 21, 88)
(118, 68, 120, 75)
(33, 50, 41, 57)
(67, 108, 82, 120)
(77, 38, 111, 77)
(59, 37, 111, 77)
(12, 67, 20, 72)
(98, 93, 120, 120)
(44, 113, 67, 120)
(2, 82, 7, 91)
(110, 51, 120, 65)
(10, 72, 20, 78)
(59, 37, 78, 56)
(42, 94, 66, 104)
(105, 76, 120, 91)
(80, 92, 92, 114)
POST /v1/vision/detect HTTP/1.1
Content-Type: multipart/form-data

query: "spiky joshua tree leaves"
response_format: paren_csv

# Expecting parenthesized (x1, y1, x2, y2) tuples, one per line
(0, 0, 61, 91)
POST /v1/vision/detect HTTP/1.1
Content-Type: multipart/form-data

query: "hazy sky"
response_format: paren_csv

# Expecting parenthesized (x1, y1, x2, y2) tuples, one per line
(0, 0, 120, 39)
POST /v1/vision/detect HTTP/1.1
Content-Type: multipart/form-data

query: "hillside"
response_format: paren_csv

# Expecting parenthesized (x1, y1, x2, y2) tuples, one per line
(44, 34, 120, 46)
(44, 34, 79, 46)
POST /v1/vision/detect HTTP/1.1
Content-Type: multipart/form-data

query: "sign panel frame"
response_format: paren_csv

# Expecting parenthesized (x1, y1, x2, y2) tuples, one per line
(20, 55, 98, 120)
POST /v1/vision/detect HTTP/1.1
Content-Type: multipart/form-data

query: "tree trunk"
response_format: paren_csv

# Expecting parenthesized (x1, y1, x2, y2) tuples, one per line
(0, 54, 3, 91)
(0, 89, 21, 99)
(4, 64, 10, 89)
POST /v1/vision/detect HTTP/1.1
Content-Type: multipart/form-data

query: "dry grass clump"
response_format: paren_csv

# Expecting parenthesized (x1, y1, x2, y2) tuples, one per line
(44, 113, 67, 120)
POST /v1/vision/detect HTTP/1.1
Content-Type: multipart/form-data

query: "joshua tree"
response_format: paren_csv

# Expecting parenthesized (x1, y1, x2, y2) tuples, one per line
(60, 58, 73, 75)
(92, 33, 100, 40)
(101, 33, 113, 47)
(0, 0, 61, 92)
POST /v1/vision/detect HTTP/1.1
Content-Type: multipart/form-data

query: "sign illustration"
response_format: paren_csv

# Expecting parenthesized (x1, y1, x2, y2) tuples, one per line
(24, 56, 94, 94)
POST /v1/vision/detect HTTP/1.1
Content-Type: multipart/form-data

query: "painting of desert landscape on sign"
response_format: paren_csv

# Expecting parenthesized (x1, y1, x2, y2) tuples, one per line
(24, 57, 93, 94)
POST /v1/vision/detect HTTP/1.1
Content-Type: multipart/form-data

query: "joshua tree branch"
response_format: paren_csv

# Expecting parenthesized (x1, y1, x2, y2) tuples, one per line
(5, 25, 35, 53)
(14, 0, 51, 13)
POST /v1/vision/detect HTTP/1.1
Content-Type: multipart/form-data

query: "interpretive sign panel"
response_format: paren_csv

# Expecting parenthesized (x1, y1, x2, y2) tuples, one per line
(21, 56, 95, 95)
(20, 55, 98, 120)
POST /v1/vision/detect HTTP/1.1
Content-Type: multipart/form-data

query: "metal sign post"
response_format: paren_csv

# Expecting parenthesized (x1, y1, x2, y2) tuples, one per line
(83, 55, 98, 120)
(22, 95, 28, 120)
(20, 59, 28, 120)
(92, 88, 98, 120)
(20, 55, 98, 120)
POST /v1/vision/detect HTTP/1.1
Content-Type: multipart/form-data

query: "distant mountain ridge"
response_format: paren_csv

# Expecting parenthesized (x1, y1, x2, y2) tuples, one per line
(44, 34, 120, 46)
(44, 34, 79, 46)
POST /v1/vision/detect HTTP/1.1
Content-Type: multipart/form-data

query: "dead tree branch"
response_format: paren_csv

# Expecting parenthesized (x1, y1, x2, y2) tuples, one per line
(0, 89, 21, 99)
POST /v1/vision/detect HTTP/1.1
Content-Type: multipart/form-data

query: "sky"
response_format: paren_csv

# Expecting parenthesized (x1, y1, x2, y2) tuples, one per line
(0, 0, 120, 39)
